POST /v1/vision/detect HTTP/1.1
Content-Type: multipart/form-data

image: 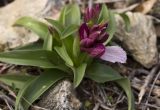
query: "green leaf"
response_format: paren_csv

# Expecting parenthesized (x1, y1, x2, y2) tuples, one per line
(61, 25, 78, 39)
(14, 41, 43, 50)
(15, 77, 37, 110)
(97, 4, 116, 45)
(48, 27, 62, 47)
(0, 74, 35, 89)
(65, 4, 81, 26)
(16, 69, 66, 110)
(43, 33, 53, 51)
(98, 4, 109, 23)
(63, 36, 74, 60)
(119, 13, 131, 31)
(73, 63, 87, 87)
(0, 50, 62, 68)
(73, 36, 80, 58)
(45, 18, 63, 35)
(54, 45, 73, 66)
(105, 10, 116, 45)
(14, 17, 49, 39)
(116, 79, 135, 110)
(86, 62, 135, 110)
(59, 6, 67, 26)
(86, 62, 121, 82)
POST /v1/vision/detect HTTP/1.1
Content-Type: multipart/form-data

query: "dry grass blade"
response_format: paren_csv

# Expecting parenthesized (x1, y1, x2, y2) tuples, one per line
(31, 106, 49, 110)
(138, 65, 160, 104)
(143, 70, 160, 110)
(113, 3, 139, 13)
(93, 103, 100, 110)
(0, 64, 12, 74)
(100, 103, 111, 110)
(0, 93, 15, 106)
(132, 81, 160, 97)
(4, 99, 14, 110)
(0, 83, 16, 98)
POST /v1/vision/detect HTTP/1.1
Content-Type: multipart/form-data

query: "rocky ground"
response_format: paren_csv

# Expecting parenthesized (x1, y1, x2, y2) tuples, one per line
(0, 0, 160, 110)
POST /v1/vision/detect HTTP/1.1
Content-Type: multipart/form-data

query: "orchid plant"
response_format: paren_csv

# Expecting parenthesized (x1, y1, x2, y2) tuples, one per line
(0, 4, 134, 110)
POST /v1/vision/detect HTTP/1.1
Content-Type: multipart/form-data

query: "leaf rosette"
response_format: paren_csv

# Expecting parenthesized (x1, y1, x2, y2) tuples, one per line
(0, 3, 134, 110)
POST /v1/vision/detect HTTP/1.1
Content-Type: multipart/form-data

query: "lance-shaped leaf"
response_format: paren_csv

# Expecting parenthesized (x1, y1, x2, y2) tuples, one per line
(43, 32, 53, 51)
(15, 69, 67, 110)
(86, 62, 121, 82)
(65, 4, 81, 26)
(54, 44, 73, 67)
(14, 17, 49, 39)
(119, 13, 131, 31)
(73, 36, 80, 58)
(105, 10, 116, 45)
(61, 25, 78, 39)
(73, 63, 87, 87)
(86, 62, 135, 110)
(45, 18, 63, 35)
(115, 78, 135, 110)
(0, 74, 35, 89)
(97, 4, 116, 45)
(0, 50, 63, 69)
(98, 4, 109, 23)
(15, 41, 43, 50)
(59, 6, 67, 26)
(48, 27, 62, 47)
(15, 76, 36, 110)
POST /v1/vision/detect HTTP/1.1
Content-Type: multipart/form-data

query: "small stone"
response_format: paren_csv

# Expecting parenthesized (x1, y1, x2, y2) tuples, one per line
(115, 12, 158, 68)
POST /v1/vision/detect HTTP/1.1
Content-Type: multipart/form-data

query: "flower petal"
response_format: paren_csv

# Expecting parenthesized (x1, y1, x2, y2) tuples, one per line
(100, 46, 127, 63)
(95, 4, 100, 14)
(80, 38, 94, 47)
(97, 32, 109, 43)
(84, 8, 90, 22)
(79, 23, 89, 40)
(90, 24, 99, 33)
(89, 31, 100, 40)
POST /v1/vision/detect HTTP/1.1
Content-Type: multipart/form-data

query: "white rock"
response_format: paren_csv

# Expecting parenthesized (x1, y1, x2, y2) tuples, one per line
(115, 12, 158, 68)
(0, 0, 64, 50)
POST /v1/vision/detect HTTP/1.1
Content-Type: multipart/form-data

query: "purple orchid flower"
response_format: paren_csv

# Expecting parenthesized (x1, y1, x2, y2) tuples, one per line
(79, 4, 127, 63)
(79, 23, 108, 57)
(84, 4, 100, 23)
(79, 23, 126, 63)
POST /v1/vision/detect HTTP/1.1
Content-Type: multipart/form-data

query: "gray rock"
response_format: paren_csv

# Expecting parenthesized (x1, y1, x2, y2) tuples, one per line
(38, 80, 81, 110)
(115, 12, 158, 68)
(0, 0, 65, 50)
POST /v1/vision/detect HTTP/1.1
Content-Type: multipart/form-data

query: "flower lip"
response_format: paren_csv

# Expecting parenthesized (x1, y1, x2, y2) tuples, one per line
(100, 46, 127, 63)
